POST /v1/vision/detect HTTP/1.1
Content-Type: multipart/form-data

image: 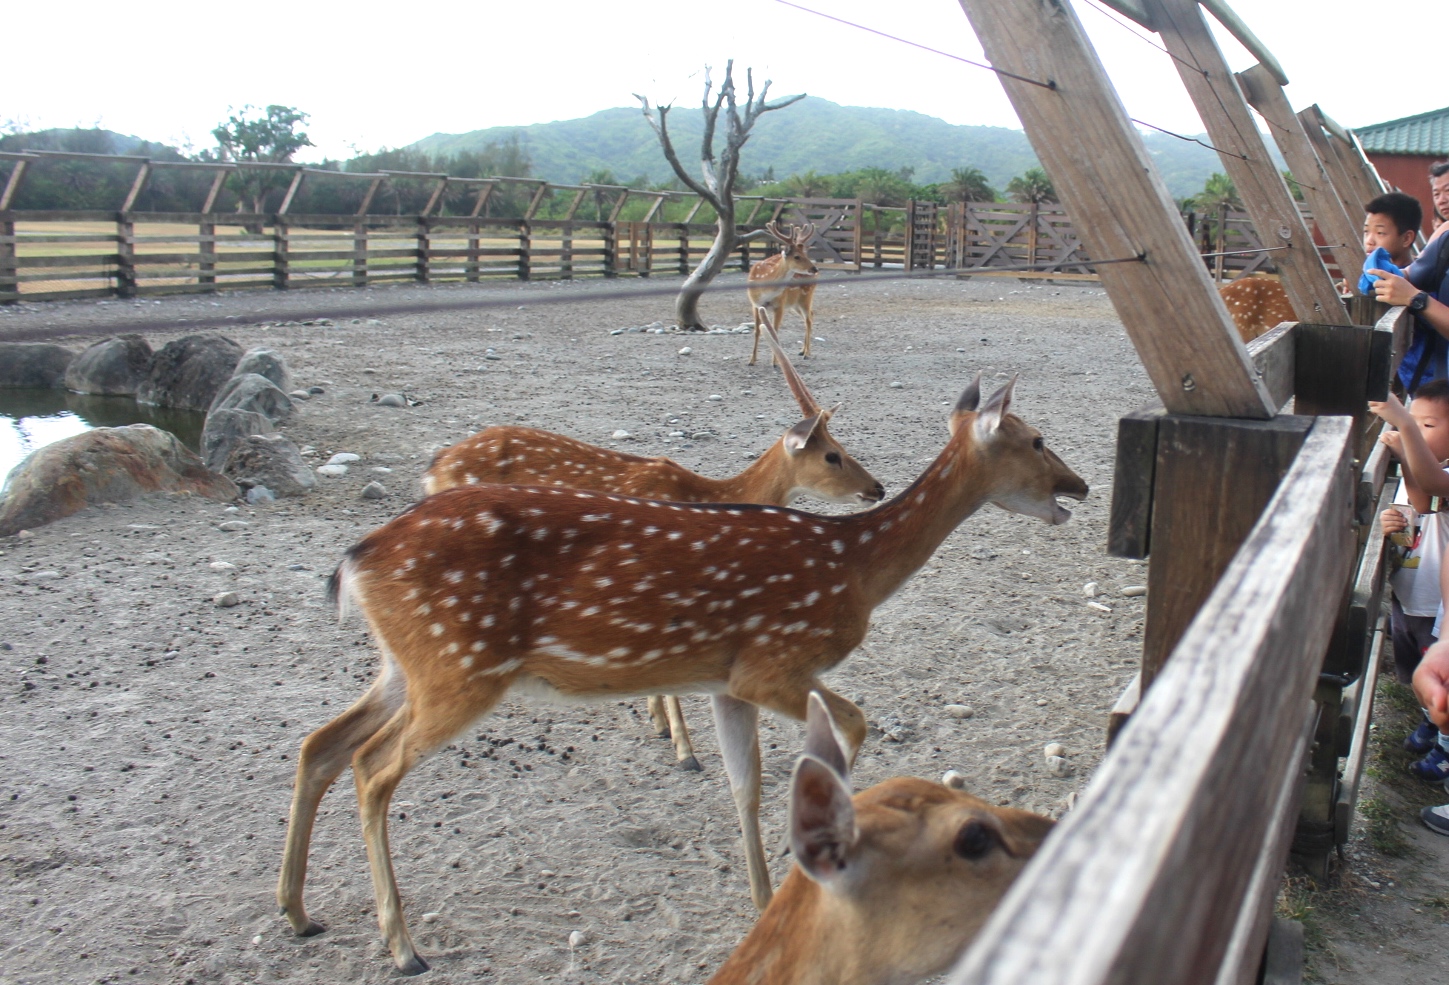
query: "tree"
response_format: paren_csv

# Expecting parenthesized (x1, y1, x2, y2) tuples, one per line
(212, 105, 314, 213)
(1190, 171, 1239, 213)
(1006, 167, 1056, 204)
(638, 60, 804, 331)
(782, 169, 830, 198)
(943, 166, 996, 203)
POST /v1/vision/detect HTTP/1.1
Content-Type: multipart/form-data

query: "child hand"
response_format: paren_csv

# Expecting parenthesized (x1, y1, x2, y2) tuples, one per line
(1381, 507, 1409, 534)
(1379, 429, 1404, 457)
(1415, 641, 1449, 732)
(1369, 393, 1413, 429)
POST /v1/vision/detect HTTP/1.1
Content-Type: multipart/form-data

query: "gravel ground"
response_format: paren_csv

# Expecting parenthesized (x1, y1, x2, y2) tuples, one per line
(0, 271, 1303, 984)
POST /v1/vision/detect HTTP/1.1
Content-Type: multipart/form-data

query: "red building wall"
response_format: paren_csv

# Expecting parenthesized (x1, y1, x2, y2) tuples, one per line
(1367, 153, 1443, 235)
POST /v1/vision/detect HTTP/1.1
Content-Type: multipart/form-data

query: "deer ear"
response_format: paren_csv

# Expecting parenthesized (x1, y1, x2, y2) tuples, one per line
(789, 754, 857, 885)
(948, 373, 983, 435)
(974, 376, 1016, 439)
(783, 411, 827, 453)
(803, 691, 850, 780)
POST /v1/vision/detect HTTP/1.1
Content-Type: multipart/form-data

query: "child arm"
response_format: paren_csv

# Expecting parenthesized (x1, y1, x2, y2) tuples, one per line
(1369, 395, 1449, 503)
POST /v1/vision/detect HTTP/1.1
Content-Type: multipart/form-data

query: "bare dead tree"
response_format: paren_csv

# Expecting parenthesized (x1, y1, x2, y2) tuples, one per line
(637, 61, 804, 331)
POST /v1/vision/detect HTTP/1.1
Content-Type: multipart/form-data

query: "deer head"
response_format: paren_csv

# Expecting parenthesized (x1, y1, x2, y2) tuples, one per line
(765, 221, 819, 277)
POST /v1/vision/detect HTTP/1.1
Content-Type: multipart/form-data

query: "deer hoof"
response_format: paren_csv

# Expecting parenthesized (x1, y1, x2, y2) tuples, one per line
(678, 755, 703, 772)
(289, 916, 326, 938)
(396, 954, 431, 976)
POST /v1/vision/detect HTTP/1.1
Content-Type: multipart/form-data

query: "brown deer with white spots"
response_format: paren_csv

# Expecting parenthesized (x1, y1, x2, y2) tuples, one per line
(1218, 274, 1296, 343)
(276, 374, 1086, 975)
(424, 321, 884, 769)
(707, 693, 1054, 985)
(748, 221, 819, 364)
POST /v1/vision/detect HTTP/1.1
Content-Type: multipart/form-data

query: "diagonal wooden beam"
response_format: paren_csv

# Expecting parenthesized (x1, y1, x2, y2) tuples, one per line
(1235, 64, 1363, 290)
(956, 0, 1274, 418)
(120, 161, 151, 212)
(1146, 0, 1348, 326)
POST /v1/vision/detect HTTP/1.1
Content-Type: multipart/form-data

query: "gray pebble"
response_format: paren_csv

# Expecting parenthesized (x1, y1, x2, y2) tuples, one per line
(217, 521, 249, 531)
(942, 769, 967, 790)
(375, 393, 407, 407)
(1044, 742, 1067, 759)
(307, 386, 325, 395)
(214, 591, 240, 607)
(316, 464, 348, 478)
(890, 381, 904, 389)
(569, 930, 587, 948)
(421, 912, 440, 924)
(1121, 585, 1148, 597)
(288, 390, 310, 401)
(1045, 755, 1070, 777)
(327, 453, 361, 465)
(245, 486, 275, 505)
(209, 561, 236, 572)
(945, 704, 974, 719)
(361, 481, 387, 500)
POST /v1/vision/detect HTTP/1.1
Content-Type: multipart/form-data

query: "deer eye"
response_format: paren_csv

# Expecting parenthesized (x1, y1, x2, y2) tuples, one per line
(825, 452, 842, 465)
(1032, 437, 1044, 452)
(953, 820, 997, 860)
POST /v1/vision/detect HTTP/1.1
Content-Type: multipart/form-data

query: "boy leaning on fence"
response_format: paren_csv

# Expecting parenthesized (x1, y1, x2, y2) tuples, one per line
(1371, 387, 1449, 780)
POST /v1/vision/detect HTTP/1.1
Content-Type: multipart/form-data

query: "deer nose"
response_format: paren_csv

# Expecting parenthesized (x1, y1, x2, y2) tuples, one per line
(862, 481, 886, 502)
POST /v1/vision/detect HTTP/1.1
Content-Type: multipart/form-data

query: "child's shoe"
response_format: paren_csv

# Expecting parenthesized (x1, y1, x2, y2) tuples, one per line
(1405, 718, 1439, 754)
(1423, 804, 1449, 836)
(1410, 745, 1449, 781)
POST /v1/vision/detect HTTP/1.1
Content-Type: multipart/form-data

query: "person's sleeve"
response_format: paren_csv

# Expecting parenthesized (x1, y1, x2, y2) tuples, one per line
(1408, 236, 1442, 291)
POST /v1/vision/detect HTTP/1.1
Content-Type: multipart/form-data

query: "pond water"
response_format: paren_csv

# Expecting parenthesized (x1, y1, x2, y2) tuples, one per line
(0, 389, 207, 489)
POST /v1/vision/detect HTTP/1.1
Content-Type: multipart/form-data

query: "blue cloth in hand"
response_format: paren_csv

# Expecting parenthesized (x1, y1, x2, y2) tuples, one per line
(1360, 247, 1404, 293)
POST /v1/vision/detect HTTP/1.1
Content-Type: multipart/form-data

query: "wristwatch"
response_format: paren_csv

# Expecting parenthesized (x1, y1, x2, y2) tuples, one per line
(1410, 290, 1431, 313)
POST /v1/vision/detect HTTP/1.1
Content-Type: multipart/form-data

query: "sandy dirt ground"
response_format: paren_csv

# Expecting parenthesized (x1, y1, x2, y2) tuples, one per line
(0, 273, 1439, 984)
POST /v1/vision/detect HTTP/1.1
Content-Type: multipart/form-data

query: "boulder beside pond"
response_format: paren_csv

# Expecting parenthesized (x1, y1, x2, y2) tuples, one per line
(201, 408, 276, 473)
(0, 424, 238, 536)
(232, 348, 291, 393)
(136, 334, 242, 411)
(222, 433, 316, 498)
(0, 343, 75, 388)
(210, 372, 294, 423)
(65, 334, 154, 396)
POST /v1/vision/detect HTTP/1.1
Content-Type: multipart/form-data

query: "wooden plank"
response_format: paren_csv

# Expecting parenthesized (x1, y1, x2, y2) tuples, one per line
(956, 0, 1275, 418)
(1258, 919, 1306, 985)
(1235, 65, 1364, 291)
(1148, 0, 1348, 327)
(1335, 620, 1385, 846)
(948, 416, 1355, 985)
(1246, 320, 1297, 410)
(1108, 406, 1165, 559)
(1143, 414, 1314, 682)
(13, 253, 123, 268)
(1298, 106, 1376, 217)
(1106, 672, 1141, 746)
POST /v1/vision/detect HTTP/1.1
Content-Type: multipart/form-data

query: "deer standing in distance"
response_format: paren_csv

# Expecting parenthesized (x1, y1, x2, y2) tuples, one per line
(423, 316, 885, 769)
(708, 693, 1054, 985)
(277, 373, 1087, 974)
(748, 221, 819, 365)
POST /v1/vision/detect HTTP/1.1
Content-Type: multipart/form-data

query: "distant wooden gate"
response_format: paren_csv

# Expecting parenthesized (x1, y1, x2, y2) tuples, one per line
(772, 197, 861, 272)
(906, 200, 939, 270)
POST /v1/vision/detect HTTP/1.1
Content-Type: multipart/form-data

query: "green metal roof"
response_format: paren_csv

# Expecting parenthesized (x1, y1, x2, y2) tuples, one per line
(1355, 106, 1449, 156)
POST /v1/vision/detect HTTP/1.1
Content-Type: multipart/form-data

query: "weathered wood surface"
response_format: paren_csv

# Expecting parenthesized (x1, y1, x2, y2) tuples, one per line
(956, 0, 1275, 418)
(1148, 0, 1348, 327)
(948, 416, 1355, 985)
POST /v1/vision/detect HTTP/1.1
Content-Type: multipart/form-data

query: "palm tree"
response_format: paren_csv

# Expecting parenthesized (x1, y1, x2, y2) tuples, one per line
(1005, 167, 1055, 204)
(1190, 172, 1239, 213)
(783, 169, 830, 198)
(944, 166, 996, 203)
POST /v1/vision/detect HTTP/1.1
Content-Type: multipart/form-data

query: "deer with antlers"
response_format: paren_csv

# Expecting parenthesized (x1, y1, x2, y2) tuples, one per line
(423, 318, 884, 769)
(276, 374, 1086, 974)
(708, 693, 1054, 985)
(748, 221, 819, 364)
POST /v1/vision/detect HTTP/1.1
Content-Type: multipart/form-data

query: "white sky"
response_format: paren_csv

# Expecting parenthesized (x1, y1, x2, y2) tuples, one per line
(5, 0, 1442, 163)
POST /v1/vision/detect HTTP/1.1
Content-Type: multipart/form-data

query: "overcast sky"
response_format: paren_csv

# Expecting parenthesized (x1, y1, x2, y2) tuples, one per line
(7, 0, 1442, 163)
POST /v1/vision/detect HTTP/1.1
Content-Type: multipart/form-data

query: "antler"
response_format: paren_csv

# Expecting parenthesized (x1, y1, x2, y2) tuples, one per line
(764, 220, 790, 245)
(756, 308, 822, 417)
(792, 222, 816, 246)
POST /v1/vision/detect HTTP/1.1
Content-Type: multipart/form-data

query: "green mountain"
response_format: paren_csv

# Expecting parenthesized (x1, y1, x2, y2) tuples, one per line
(409, 97, 1276, 200)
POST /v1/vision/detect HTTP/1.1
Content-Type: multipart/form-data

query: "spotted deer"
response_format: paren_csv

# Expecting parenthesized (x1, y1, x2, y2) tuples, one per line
(1218, 274, 1296, 343)
(748, 221, 819, 364)
(708, 693, 1054, 985)
(423, 318, 885, 769)
(276, 374, 1086, 974)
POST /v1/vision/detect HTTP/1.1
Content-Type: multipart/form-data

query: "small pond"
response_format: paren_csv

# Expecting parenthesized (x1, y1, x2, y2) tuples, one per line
(0, 389, 207, 488)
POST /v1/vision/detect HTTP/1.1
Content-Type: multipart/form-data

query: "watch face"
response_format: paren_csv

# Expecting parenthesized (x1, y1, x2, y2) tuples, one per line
(1413, 291, 1431, 312)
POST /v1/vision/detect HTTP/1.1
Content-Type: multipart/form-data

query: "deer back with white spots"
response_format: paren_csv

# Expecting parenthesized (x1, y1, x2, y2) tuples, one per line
(276, 374, 1086, 974)
(707, 693, 1055, 985)
(1217, 273, 1296, 343)
(747, 221, 819, 364)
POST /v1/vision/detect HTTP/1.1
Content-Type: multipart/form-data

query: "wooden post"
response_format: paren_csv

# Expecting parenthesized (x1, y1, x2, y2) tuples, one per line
(422, 177, 448, 217)
(524, 183, 550, 220)
(561, 221, 574, 279)
(416, 218, 430, 283)
(1318, 107, 1387, 203)
(0, 214, 17, 303)
(470, 182, 496, 218)
(1214, 206, 1227, 283)
(277, 169, 304, 215)
(678, 222, 689, 275)
(116, 214, 137, 298)
(199, 217, 216, 290)
(517, 220, 531, 280)
(602, 221, 618, 278)
(1301, 106, 1379, 218)
(120, 161, 151, 212)
(273, 219, 289, 289)
(956, 0, 1275, 418)
(1236, 64, 1364, 288)
(201, 169, 227, 213)
(1027, 201, 1039, 269)
(467, 219, 480, 282)
(353, 222, 368, 287)
(1146, 0, 1348, 326)
(0, 157, 31, 210)
(563, 189, 587, 221)
(357, 177, 383, 216)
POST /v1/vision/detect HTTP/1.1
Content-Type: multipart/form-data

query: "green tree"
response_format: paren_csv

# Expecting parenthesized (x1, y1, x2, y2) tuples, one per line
(1006, 167, 1055, 204)
(1190, 172, 1239, 213)
(782, 169, 829, 198)
(212, 105, 314, 213)
(943, 166, 996, 203)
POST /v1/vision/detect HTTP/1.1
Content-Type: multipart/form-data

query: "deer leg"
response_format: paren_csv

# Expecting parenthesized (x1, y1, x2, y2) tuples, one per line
(770, 301, 786, 367)
(647, 695, 671, 737)
(277, 670, 406, 938)
(750, 307, 763, 365)
(739, 678, 867, 766)
(352, 684, 508, 975)
(664, 696, 701, 771)
(711, 693, 772, 911)
(800, 300, 813, 358)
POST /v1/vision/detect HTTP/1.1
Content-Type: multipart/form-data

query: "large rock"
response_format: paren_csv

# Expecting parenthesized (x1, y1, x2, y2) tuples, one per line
(64, 334, 154, 396)
(222, 433, 316, 498)
(232, 348, 290, 393)
(136, 334, 242, 411)
(0, 343, 75, 388)
(0, 425, 238, 536)
(201, 407, 276, 473)
(209, 372, 294, 423)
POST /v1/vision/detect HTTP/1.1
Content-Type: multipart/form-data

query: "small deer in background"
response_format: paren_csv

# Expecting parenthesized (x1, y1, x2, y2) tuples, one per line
(1218, 274, 1296, 343)
(748, 221, 819, 364)
(708, 693, 1054, 985)
(423, 318, 884, 769)
(277, 373, 1086, 974)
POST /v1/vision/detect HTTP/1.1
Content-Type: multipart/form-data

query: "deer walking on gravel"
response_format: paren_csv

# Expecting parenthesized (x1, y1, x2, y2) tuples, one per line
(708, 693, 1054, 985)
(423, 318, 884, 769)
(276, 373, 1086, 974)
(748, 221, 819, 364)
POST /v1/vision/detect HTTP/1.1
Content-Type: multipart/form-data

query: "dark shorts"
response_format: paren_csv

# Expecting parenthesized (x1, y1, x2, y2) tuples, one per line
(1391, 595, 1439, 685)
